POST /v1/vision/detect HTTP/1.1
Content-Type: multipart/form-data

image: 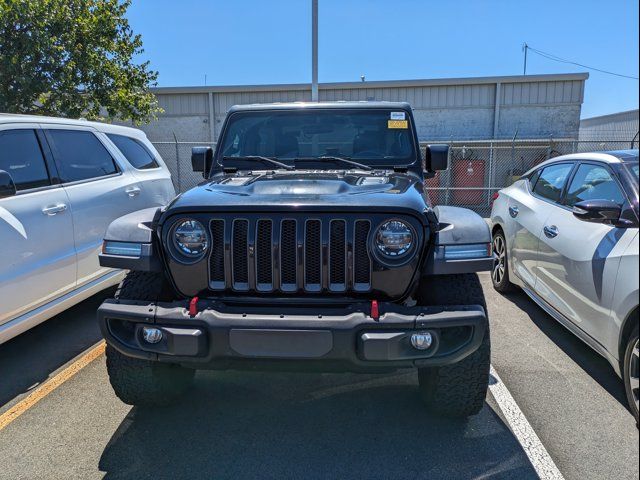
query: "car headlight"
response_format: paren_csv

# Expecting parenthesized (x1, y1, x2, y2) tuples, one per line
(172, 219, 208, 260)
(374, 219, 415, 261)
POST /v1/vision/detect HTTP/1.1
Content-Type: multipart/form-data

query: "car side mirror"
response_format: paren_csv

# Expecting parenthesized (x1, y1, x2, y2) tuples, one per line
(191, 146, 213, 178)
(572, 200, 622, 225)
(0, 170, 17, 199)
(425, 144, 449, 173)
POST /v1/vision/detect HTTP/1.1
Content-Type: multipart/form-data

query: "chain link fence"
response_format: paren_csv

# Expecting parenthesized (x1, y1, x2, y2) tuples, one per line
(153, 138, 636, 217)
(425, 138, 635, 216)
(152, 141, 216, 194)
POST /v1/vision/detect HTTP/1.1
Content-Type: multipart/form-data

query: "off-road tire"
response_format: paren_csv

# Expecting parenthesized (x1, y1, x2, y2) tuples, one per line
(491, 228, 516, 293)
(114, 270, 172, 303)
(416, 274, 491, 418)
(622, 323, 639, 424)
(105, 271, 194, 407)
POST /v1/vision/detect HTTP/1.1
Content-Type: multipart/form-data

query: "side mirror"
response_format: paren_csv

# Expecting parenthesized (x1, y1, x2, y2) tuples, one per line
(572, 200, 622, 225)
(0, 170, 17, 199)
(191, 146, 213, 178)
(425, 144, 449, 172)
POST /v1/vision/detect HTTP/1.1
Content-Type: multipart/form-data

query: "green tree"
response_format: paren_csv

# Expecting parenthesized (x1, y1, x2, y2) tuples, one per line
(0, 0, 160, 123)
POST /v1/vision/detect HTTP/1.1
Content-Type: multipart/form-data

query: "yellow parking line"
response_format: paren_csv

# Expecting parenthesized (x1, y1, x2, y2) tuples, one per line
(0, 341, 106, 432)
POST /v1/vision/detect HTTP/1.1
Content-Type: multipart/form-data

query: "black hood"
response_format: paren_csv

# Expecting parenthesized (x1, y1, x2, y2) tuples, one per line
(164, 170, 431, 220)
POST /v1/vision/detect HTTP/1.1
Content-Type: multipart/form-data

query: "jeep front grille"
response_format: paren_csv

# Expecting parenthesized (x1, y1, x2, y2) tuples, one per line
(207, 215, 372, 294)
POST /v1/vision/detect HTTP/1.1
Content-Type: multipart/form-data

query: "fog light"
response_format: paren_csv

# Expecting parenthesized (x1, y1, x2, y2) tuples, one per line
(142, 326, 163, 344)
(410, 332, 433, 350)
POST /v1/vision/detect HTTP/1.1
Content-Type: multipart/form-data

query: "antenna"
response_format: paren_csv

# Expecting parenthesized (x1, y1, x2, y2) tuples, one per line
(311, 0, 319, 101)
(522, 42, 528, 75)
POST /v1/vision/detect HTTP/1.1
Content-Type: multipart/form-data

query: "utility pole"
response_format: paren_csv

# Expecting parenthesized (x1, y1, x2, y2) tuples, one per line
(522, 42, 528, 75)
(311, 0, 319, 101)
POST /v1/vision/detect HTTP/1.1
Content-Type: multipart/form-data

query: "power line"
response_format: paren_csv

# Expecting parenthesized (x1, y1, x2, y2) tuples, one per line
(524, 44, 639, 80)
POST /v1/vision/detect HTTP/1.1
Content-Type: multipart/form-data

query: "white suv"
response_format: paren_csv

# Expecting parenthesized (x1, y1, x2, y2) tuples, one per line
(0, 114, 175, 344)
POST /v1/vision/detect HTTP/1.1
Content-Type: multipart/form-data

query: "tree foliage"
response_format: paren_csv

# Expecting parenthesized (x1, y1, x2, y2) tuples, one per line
(0, 0, 160, 123)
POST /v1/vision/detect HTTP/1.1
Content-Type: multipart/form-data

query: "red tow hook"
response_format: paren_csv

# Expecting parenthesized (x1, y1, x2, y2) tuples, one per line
(189, 296, 199, 317)
(370, 300, 380, 321)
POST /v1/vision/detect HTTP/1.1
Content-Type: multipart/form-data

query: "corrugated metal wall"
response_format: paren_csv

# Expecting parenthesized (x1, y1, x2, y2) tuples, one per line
(501, 80, 583, 105)
(144, 74, 587, 142)
(579, 109, 639, 142)
(155, 78, 585, 116)
(156, 93, 209, 116)
(215, 90, 310, 113)
(318, 84, 496, 107)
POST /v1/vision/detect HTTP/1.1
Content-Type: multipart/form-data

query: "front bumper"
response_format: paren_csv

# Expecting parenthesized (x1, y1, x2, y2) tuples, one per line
(98, 300, 487, 372)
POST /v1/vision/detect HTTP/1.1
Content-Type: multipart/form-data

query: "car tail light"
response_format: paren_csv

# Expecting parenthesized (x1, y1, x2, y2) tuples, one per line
(490, 192, 500, 209)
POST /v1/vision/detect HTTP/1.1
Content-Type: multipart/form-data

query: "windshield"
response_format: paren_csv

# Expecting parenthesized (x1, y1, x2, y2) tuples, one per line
(625, 161, 639, 180)
(217, 109, 417, 169)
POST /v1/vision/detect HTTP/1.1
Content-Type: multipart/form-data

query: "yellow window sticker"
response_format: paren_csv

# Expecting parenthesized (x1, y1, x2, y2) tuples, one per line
(388, 120, 408, 129)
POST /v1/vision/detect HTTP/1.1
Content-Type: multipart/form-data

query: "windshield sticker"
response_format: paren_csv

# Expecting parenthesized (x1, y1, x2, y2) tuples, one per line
(388, 120, 408, 129)
(390, 111, 405, 120)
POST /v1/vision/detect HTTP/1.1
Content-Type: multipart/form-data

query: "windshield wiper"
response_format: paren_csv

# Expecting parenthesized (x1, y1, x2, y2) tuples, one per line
(294, 156, 372, 171)
(223, 155, 294, 171)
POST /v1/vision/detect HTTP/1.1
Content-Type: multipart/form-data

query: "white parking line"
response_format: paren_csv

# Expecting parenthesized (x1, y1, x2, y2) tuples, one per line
(489, 365, 565, 480)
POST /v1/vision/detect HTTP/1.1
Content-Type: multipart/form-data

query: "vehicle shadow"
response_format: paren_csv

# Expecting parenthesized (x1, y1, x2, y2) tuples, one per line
(499, 288, 628, 408)
(99, 370, 538, 480)
(0, 287, 115, 409)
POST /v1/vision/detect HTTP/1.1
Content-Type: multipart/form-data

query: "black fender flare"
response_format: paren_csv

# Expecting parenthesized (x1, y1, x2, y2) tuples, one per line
(423, 206, 494, 275)
(100, 207, 163, 271)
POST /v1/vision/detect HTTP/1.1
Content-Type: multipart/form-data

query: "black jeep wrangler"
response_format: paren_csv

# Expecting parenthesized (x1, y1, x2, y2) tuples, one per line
(98, 102, 494, 417)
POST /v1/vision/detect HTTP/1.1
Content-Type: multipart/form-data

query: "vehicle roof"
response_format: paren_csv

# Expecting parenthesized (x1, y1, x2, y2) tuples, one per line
(605, 149, 639, 161)
(529, 149, 639, 173)
(0, 113, 147, 138)
(227, 101, 412, 113)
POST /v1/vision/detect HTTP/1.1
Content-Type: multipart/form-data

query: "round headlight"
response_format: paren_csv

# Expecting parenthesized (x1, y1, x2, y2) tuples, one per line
(374, 220, 414, 259)
(172, 219, 208, 259)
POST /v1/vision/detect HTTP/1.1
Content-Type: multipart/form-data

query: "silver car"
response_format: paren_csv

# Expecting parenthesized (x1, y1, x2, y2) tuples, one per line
(0, 114, 175, 344)
(490, 150, 639, 421)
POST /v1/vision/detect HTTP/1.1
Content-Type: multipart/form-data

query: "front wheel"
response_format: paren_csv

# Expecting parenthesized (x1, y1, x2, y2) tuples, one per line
(106, 345, 195, 407)
(491, 229, 516, 293)
(418, 330, 490, 418)
(106, 271, 194, 407)
(623, 325, 639, 423)
(416, 274, 490, 418)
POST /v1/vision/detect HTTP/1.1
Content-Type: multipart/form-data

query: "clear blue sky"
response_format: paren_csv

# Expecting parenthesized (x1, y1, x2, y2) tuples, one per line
(127, 0, 639, 118)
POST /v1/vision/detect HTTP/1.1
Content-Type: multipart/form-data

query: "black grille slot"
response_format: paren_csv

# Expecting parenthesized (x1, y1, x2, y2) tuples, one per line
(280, 220, 297, 288)
(232, 220, 249, 289)
(256, 220, 273, 289)
(329, 220, 346, 290)
(209, 220, 225, 288)
(304, 220, 321, 290)
(354, 220, 371, 288)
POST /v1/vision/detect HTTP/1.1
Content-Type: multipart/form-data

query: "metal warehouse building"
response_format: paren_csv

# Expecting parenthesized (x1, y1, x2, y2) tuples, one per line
(579, 109, 639, 143)
(134, 72, 588, 143)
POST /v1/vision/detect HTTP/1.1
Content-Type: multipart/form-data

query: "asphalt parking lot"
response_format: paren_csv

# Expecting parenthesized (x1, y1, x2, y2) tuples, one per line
(0, 273, 638, 480)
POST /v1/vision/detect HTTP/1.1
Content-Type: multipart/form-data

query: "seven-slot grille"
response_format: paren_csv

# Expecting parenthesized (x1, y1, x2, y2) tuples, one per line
(207, 216, 371, 294)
